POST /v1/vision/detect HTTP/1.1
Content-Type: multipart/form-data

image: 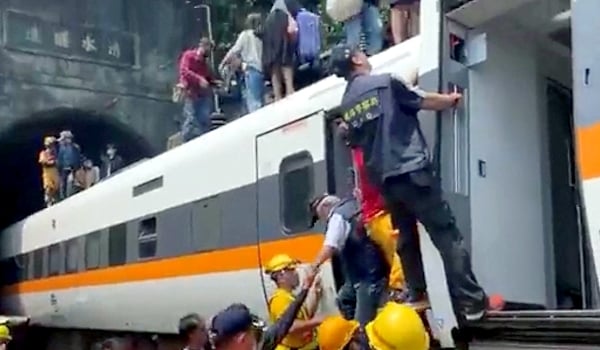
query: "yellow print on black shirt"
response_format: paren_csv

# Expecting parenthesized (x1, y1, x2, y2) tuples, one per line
(342, 94, 382, 128)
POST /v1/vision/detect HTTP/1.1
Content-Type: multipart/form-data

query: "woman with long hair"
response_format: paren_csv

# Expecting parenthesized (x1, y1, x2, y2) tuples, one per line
(262, 0, 301, 101)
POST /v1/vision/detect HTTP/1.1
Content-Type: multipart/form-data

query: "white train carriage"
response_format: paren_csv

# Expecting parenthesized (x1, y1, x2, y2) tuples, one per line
(0, 37, 422, 334)
(2, 0, 600, 348)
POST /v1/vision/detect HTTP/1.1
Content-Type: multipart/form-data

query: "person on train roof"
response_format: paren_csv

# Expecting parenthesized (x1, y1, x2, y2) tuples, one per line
(264, 254, 324, 350)
(317, 302, 429, 350)
(39, 136, 60, 207)
(209, 270, 318, 350)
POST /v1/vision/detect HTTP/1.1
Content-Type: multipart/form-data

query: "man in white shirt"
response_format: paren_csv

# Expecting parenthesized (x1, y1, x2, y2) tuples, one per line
(219, 13, 265, 113)
(306, 194, 390, 326)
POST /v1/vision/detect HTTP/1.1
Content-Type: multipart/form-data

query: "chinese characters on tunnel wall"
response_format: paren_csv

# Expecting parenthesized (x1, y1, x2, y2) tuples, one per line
(6, 10, 136, 67)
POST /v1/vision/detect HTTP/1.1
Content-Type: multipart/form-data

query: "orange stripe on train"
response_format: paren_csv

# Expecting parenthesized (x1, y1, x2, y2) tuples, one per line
(577, 122, 600, 180)
(1, 234, 324, 295)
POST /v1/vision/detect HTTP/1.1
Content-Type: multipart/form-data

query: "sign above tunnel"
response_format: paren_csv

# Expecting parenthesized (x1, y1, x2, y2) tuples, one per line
(3, 10, 136, 67)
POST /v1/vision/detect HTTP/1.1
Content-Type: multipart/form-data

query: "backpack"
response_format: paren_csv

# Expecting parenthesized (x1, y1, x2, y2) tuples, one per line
(326, 0, 363, 22)
(296, 9, 321, 64)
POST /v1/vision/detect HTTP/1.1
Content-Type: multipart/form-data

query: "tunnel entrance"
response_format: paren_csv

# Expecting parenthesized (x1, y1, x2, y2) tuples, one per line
(0, 108, 155, 229)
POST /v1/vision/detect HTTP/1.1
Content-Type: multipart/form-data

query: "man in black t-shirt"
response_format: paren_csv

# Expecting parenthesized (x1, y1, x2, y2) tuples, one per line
(329, 43, 489, 322)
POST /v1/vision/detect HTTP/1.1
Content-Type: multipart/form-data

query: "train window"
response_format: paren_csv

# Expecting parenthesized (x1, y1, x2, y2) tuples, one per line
(33, 249, 44, 279)
(48, 244, 61, 276)
(65, 238, 79, 273)
(133, 176, 163, 197)
(138, 217, 157, 259)
(15, 254, 29, 282)
(85, 231, 101, 269)
(0, 259, 9, 285)
(109, 223, 127, 266)
(279, 151, 315, 233)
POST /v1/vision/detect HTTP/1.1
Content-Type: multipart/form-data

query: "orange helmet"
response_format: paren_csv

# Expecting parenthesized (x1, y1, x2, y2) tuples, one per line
(317, 315, 359, 350)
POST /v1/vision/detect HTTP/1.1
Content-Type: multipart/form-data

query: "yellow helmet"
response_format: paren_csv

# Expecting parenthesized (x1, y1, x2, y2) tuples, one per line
(0, 324, 11, 341)
(264, 254, 299, 274)
(365, 302, 429, 350)
(317, 315, 359, 350)
(44, 136, 57, 146)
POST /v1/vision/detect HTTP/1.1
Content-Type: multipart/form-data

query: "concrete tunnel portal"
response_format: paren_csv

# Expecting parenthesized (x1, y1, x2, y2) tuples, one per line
(0, 107, 155, 229)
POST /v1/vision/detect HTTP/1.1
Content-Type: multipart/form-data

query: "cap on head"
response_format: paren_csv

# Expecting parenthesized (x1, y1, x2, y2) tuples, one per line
(309, 193, 330, 227)
(317, 315, 359, 350)
(365, 302, 429, 350)
(329, 44, 358, 79)
(264, 254, 299, 275)
(210, 303, 263, 346)
(59, 130, 73, 140)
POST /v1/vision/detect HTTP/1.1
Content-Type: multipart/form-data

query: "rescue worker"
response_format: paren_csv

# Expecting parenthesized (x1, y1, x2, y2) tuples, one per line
(307, 194, 389, 326)
(0, 324, 11, 350)
(341, 121, 408, 283)
(264, 254, 323, 350)
(337, 250, 407, 321)
(38, 136, 60, 207)
(336, 168, 408, 317)
(388, 253, 407, 302)
(328, 43, 488, 321)
(178, 313, 209, 350)
(209, 271, 318, 350)
(351, 179, 408, 303)
(317, 302, 429, 350)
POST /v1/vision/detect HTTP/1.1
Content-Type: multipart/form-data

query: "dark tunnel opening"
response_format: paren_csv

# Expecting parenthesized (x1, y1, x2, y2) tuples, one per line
(0, 108, 155, 229)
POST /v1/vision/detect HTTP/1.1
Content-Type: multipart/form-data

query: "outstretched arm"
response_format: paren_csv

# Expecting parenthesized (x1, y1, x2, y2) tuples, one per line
(261, 286, 311, 350)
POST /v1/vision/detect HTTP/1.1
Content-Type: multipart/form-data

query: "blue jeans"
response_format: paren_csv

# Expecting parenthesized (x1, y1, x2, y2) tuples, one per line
(344, 3, 383, 56)
(336, 278, 389, 326)
(243, 67, 264, 113)
(181, 96, 212, 142)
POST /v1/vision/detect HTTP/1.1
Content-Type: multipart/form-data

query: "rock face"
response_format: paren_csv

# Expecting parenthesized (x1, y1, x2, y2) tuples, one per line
(0, 0, 199, 227)
(0, 0, 193, 151)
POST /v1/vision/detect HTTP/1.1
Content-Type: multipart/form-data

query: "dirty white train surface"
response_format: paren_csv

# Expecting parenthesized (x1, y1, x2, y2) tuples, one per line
(1, 0, 600, 349)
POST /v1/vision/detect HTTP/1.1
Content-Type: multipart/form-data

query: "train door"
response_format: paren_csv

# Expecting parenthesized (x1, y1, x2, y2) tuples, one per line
(255, 110, 339, 316)
(572, 0, 600, 305)
(409, 0, 460, 348)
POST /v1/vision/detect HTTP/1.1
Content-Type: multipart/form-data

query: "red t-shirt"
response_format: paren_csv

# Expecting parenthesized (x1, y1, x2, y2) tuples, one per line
(351, 147, 387, 221)
(178, 49, 214, 98)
